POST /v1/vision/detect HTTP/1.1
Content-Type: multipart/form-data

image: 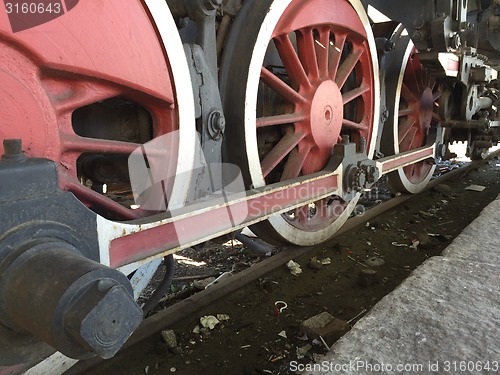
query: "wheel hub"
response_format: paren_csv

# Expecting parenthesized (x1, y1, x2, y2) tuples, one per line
(307, 80, 343, 149)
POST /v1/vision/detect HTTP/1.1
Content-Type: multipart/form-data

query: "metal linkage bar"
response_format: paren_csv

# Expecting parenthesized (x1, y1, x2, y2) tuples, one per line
(376, 144, 435, 175)
(107, 168, 340, 268)
(98, 141, 439, 270)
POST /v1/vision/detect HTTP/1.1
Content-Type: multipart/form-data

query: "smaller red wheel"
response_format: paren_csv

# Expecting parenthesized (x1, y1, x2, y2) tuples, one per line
(382, 28, 442, 194)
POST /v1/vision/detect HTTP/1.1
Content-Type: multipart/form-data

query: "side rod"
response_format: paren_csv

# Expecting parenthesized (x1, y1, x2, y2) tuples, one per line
(98, 143, 437, 269)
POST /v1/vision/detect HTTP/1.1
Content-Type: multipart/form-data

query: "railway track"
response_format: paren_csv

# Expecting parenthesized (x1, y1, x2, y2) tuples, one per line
(62, 148, 500, 375)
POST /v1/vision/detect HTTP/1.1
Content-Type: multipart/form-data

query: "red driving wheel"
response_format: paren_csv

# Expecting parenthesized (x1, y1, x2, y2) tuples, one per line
(221, 0, 379, 245)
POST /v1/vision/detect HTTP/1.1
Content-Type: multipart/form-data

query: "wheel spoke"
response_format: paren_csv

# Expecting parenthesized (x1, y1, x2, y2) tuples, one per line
(280, 143, 312, 181)
(274, 34, 312, 90)
(257, 113, 309, 128)
(329, 33, 346, 80)
(420, 68, 428, 92)
(405, 59, 422, 95)
(60, 134, 141, 154)
(409, 165, 417, 179)
(297, 28, 319, 80)
(401, 82, 418, 103)
(63, 180, 141, 220)
(335, 47, 364, 89)
(417, 63, 427, 91)
(261, 130, 306, 178)
(342, 119, 369, 131)
(315, 27, 330, 78)
(260, 67, 307, 105)
(406, 127, 419, 150)
(398, 107, 416, 117)
(47, 81, 123, 115)
(428, 75, 436, 90)
(296, 204, 310, 223)
(342, 84, 370, 105)
(315, 199, 326, 217)
(398, 117, 417, 144)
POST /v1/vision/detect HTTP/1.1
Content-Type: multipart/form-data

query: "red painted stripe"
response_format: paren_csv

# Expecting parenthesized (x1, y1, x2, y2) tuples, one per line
(382, 148, 434, 173)
(109, 175, 338, 268)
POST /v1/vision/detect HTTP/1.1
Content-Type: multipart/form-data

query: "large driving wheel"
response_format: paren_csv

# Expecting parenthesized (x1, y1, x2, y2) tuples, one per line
(382, 27, 442, 194)
(0, 0, 195, 220)
(221, 0, 379, 245)
(0, 0, 195, 295)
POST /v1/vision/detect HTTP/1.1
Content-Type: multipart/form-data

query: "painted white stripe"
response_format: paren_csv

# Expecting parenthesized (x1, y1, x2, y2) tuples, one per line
(23, 353, 77, 375)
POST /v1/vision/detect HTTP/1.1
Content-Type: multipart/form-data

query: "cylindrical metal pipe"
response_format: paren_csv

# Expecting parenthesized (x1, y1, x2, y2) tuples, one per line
(216, 14, 232, 59)
(0, 240, 142, 359)
(141, 255, 175, 316)
(442, 119, 489, 130)
(235, 232, 274, 255)
(474, 140, 493, 148)
(478, 96, 494, 109)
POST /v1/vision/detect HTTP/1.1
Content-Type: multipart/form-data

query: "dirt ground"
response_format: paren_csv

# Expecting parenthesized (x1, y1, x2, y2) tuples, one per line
(90, 155, 500, 375)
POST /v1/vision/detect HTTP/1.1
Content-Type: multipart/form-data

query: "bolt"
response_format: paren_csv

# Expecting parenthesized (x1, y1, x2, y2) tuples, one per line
(436, 143, 446, 158)
(451, 34, 461, 49)
(2, 139, 26, 161)
(178, 17, 189, 28)
(98, 279, 115, 293)
(342, 135, 350, 144)
(358, 137, 367, 153)
(414, 18, 425, 30)
(3, 139, 22, 155)
(208, 110, 226, 140)
(413, 31, 424, 42)
(381, 107, 390, 123)
(213, 112, 226, 132)
(366, 166, 377, 184)
(460, 21, 472, 31)
(384, 41, 396, 52)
